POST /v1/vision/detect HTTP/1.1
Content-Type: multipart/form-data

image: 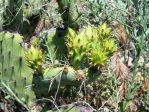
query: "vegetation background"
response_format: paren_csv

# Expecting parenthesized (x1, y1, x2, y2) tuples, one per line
(0, 0, 148, 112)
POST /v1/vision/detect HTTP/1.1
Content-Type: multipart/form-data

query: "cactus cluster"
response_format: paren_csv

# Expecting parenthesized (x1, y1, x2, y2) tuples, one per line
(66, 23, 117, 69)
(0, 2, 117, 110)
(27, 24, 117, 98)
(0, 32, 35, 107)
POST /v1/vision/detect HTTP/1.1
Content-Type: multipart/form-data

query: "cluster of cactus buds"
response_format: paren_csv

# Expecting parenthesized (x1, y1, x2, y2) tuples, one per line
(25, 46, 44, 73)
(66, 23, 117, 69)
(66, 28, 89, 69)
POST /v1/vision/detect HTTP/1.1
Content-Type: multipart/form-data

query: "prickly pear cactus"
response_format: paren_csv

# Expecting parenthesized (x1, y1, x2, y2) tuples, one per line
(24, 24, 116, 99)
(66, 23, 117, 69)
(32, 66, 100, 97)
(0, 32, 35, 107)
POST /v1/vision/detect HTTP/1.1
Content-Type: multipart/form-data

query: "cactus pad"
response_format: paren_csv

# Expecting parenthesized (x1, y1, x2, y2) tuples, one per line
(0, 31, 35, 107)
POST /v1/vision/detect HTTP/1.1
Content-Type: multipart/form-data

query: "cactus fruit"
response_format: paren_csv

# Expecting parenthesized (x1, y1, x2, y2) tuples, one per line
(0, 32, 35, 107)
(66, 24, 117, 69)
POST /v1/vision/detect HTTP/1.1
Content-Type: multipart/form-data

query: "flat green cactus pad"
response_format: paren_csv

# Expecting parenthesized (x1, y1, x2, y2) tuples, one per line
(0, 31, 35, 107)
